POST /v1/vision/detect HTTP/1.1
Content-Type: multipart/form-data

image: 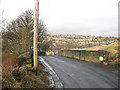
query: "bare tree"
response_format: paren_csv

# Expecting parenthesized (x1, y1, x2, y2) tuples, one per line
(2, 9, 49, 54)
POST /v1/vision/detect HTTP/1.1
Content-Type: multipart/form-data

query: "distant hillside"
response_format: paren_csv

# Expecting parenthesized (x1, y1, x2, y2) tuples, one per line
(48, 34, 118, 50)
(72, 43, 118, 55)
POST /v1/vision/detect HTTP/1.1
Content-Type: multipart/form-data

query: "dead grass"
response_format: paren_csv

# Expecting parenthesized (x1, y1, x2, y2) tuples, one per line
(2, 54, 49, 88)
(2, 54, 18, 67)
(72, 43, 118, 55)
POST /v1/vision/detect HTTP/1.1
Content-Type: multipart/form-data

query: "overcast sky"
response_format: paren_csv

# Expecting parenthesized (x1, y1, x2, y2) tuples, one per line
(0, 0, 119, 37)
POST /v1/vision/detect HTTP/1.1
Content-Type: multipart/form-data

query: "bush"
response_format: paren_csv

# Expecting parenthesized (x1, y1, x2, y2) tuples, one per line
(2, 66, 48, 88)
(21, 72, 48, 88)
(2, 54, 48, 88)
(12, 68, 26, 82)
(2, 54, 18, 67)
(2, 66, 17, 88)
(17, 55, 31, 67)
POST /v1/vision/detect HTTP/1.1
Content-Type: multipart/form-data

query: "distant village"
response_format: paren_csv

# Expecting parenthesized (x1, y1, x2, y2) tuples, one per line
(47, 34, 118, 50)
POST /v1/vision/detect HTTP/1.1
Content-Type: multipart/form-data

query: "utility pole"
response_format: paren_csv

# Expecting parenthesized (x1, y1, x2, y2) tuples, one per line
(33, 0, 39, 73)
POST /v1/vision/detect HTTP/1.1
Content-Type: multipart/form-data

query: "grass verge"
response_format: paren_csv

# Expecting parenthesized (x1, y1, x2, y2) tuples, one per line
(2, 53, 49, 88)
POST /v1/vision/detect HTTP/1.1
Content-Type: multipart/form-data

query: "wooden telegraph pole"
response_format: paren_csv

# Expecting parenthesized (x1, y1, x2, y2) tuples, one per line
(33, 0, 39, 73)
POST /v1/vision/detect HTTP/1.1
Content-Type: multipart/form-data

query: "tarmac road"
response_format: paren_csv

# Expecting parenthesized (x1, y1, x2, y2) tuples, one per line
(42, 56, 118, 88)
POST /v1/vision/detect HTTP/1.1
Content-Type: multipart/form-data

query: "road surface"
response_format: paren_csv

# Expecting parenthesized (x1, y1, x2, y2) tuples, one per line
(42, 56, 118, 88)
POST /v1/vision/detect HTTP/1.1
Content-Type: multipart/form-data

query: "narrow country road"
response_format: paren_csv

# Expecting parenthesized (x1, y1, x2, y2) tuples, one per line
(42, 56, 118, 88)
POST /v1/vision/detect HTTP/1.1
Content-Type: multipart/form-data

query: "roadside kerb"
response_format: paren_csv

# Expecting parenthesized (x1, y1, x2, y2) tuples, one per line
(39, 56, 63, 88)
